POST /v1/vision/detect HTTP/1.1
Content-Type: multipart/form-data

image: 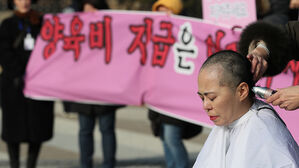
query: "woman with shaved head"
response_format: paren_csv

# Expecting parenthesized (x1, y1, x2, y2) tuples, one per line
(193, 50, 299, 168)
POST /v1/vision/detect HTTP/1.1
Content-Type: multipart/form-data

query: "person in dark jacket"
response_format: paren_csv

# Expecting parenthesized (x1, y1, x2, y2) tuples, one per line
(63, 1, 123, 168)
(256, 0, 291, 25)
(238, 21, 299, 111)
(150, 1, 202, 168)
(0, 0, 54, 168)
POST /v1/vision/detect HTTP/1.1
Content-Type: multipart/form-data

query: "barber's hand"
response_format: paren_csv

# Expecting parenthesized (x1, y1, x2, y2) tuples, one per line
(290, 0, 299, 9)
(266, 85, 299, 111)
(246, 47, 268, 82)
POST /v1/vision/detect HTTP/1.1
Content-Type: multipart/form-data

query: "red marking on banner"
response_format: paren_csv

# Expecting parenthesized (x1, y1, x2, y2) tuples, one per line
(89, 22, 104, 49)
(266, 77, 273, 88)
(145, 18, 152, 43)
(89, 16, 113, 64)
(41, 19, 54, 41)
(225, 42, 237, 52)
(152, 22, 175, 67)
(63, 15, 85, 61)
(205, 30, 237, 57)
(104, 16, 112, 64)
(43, 42, 56, 59)
(283, 60, 299, 85)
(53, 16, 64, 43)
(128, 18, 153, 65)
(89, 16, 112, 64)
(128, 19, 175, 67)
(40, 16, 65, 59)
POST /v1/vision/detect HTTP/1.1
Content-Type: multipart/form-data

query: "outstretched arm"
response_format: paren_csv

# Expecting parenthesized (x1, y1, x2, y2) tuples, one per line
(266, 85, 299, 111)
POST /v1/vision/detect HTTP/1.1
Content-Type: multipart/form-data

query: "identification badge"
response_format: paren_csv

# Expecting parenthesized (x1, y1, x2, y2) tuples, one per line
(24, 33, 35, 51)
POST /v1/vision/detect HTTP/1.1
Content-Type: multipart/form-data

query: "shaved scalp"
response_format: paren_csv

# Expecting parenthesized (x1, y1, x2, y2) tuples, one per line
(200, 50, 254, 94)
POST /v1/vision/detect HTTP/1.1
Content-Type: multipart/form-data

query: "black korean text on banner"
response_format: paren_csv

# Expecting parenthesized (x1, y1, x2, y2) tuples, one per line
(128, 18, 175, 67)
(173, 22, 198, 75)
(40, 15, 112, 63)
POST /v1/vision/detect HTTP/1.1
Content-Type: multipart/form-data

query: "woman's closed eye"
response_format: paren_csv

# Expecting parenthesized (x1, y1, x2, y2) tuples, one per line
(209, 96, 216, 101)
(197, 92, 216, 102)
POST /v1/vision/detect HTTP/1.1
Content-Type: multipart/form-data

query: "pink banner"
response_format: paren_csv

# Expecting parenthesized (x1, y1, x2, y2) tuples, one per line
(24, 11, 299, 143)
(256, 62, 299, 143)
(202, 0, 257, 28)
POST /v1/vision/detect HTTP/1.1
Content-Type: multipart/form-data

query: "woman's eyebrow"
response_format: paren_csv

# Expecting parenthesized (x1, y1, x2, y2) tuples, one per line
(197, 91, 215, 96)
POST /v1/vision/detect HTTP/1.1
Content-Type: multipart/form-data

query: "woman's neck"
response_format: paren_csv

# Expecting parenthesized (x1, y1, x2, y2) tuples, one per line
(230, 98, 254, 126)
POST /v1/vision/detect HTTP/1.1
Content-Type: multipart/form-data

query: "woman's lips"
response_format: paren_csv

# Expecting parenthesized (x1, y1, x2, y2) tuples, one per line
(210, 116, 218, 121)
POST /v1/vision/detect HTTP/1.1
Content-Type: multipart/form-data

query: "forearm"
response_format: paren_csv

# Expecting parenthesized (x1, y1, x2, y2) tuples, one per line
(266, 85, 299, 111)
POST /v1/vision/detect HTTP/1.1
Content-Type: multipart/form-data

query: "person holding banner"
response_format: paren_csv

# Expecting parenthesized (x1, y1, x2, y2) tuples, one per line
(152, 0, 183, 15)
(63, 1, 123, 168)
(193, 50, 299, 168)
(0, 0, 54, 168)
(150, 1, 202, 168)
(239, 21, 299, 111)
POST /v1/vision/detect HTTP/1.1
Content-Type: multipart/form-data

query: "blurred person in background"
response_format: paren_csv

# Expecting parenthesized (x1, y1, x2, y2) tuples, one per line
(63, 0, 123, 168)
(63, 0, 83, 13)
(149, 1, 203, 168)
(71, 0, 83, 11)
(0, 0, 54, 168)
(256, 0, 291, 25)
(152, 0, 182, 15)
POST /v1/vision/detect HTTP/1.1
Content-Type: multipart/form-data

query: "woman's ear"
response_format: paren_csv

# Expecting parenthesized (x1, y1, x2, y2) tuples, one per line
(236, 82, 249, 101)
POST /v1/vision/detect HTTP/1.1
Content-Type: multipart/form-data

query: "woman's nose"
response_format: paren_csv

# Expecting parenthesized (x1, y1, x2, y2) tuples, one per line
(203, 100, 212, 111)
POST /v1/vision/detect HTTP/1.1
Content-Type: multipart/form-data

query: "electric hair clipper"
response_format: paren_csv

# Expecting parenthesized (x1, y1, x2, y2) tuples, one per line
(252, 86, 277, 99)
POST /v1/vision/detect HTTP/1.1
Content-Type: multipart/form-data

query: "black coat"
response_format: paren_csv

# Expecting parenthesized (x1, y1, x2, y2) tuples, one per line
(63, 101, 123, 116)
(148, 109, 202, 139)
(257, 0, 290, 25)
(0, 11, 54, 143)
